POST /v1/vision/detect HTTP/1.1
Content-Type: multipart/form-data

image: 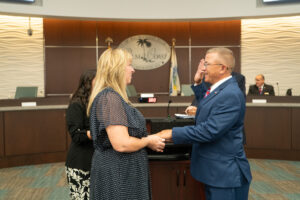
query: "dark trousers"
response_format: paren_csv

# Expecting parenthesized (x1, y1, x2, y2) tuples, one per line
(204, 180, 250, 200)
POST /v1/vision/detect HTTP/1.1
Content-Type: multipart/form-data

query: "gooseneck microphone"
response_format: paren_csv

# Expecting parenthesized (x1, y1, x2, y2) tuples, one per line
(167, 100, 172, 119)
(276, 81, 279, 96)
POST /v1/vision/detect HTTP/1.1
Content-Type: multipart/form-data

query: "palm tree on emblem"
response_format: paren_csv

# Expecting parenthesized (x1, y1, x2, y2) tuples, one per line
(137, 39, 152, 62)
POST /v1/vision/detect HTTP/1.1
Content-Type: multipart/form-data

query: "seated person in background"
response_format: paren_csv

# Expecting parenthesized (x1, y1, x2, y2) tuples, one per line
(185, 59, 246, 116)
(248, 74, 275, 96)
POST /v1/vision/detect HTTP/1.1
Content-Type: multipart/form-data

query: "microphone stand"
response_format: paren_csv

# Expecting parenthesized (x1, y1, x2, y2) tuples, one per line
(276, 82, 279, 96)
(167, 100, 172, 120)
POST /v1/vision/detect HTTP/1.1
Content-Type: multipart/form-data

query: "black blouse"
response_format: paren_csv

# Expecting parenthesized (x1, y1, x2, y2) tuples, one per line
(65, 102, 94, 171)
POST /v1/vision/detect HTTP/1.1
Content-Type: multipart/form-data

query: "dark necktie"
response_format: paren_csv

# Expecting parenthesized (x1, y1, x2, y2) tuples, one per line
(259, 87, 262, 95)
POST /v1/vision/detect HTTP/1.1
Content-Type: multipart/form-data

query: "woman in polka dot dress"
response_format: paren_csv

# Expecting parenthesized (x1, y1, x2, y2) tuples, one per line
(87, 48, 165, 200)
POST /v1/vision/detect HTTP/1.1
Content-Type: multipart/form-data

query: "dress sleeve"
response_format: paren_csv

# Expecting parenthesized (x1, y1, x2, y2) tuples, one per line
(94, 90, 129, 129)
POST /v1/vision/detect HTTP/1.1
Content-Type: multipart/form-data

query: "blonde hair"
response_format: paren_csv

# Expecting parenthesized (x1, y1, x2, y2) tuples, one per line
(87, 48, 132, 115)
(206, 47, 235, 72)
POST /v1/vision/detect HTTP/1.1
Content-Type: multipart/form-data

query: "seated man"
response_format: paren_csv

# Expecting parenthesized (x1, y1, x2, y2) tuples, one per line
(247, 74, 275, 96)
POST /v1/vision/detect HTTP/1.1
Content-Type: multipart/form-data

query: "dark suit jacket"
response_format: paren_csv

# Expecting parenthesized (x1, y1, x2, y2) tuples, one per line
(173, 78, 252, 187)
(232, 71, 246, 96)
(248, 83, 275, 96)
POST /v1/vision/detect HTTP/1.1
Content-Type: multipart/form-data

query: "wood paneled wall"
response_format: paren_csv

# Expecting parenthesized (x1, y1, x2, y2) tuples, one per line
(244, 107, 291, 150)
(0, 112, 3, 157)
(4, 110, 67, 156)
(292, 108, 300, 150)
(44, 19, 241, 95)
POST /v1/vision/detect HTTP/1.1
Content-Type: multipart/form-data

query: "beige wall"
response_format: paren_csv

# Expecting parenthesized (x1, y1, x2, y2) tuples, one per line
(242, 16, 300, 96)
(0, 15, 44, 99)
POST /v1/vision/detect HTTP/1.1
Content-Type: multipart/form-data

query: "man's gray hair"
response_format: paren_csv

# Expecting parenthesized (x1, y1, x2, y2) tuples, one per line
(206, 47, 235, 71)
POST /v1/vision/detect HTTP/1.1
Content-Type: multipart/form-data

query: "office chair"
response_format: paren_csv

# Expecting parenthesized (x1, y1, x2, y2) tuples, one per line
(181, 84, 194, 96)
(15, 86, 38, 99)
(126, 85, 138, 97)
(286, 88, 292, 96)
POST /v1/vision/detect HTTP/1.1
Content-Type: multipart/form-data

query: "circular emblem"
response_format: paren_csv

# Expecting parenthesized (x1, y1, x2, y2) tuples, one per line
(119, 35, 171, 70)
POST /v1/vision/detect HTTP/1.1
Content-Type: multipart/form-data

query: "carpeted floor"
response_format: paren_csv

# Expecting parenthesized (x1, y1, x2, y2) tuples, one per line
(0, 159, 299, 200)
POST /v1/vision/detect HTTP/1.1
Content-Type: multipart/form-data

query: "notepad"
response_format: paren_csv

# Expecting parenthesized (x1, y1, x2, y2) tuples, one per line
(174, 113, 195, 119)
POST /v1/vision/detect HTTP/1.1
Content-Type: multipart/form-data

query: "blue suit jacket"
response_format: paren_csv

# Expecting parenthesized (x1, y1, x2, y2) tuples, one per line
(191, 72, 245, 106)
(172, 77, 252, 188)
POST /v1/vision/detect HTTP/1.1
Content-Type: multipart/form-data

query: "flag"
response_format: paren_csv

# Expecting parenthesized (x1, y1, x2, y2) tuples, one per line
(169, 46, 181, 96)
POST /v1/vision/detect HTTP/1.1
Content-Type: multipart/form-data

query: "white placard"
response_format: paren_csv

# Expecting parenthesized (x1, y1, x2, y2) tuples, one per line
(140, 93, 154, 98)
(21, 102, 37, 107)
(252, 99, 267, 103)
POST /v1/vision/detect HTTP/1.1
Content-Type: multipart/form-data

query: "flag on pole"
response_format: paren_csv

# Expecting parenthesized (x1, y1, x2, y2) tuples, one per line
(169, 45, 181, 96)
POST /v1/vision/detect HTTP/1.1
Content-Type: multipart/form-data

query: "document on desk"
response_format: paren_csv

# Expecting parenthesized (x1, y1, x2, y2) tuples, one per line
(174, 113, 195, 119)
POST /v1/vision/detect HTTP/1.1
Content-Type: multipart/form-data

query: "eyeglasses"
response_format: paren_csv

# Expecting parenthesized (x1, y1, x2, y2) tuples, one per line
(203, 62, 224, 68)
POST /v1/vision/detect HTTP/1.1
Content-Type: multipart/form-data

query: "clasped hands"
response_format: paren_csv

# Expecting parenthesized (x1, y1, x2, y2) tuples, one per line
(147, 129, 173, 152)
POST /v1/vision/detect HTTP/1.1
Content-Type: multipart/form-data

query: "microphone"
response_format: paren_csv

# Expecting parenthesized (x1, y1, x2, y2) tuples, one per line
(167, 100, 172, 119)
(276, 81, 279, 96)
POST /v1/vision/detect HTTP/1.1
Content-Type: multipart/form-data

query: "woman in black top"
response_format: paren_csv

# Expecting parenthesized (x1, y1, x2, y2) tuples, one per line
(65, 69, 96, 200)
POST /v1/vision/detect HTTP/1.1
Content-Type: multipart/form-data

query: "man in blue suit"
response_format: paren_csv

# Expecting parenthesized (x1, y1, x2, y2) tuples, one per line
(186, 61, 246, 114)
(187, 60, 247, 145)
(157, 48, 252, 200)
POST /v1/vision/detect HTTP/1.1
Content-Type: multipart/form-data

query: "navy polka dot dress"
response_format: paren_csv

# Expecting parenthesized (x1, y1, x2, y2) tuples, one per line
(89, 88, 151, 200)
